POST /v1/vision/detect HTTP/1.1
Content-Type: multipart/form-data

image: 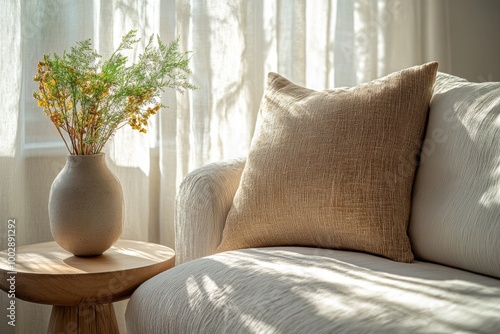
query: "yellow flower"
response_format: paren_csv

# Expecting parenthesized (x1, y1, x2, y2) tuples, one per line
(37, 100, 48, 107)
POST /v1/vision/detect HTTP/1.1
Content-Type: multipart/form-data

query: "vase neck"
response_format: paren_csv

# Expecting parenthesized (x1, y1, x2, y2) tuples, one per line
(66, 154, 106, 168)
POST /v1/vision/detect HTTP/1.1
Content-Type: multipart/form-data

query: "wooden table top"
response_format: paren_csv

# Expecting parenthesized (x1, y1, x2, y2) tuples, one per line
(0, 239, 175, 306)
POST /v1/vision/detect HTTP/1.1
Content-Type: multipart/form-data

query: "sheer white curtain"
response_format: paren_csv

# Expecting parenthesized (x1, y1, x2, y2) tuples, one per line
(1, 0, 450, 332)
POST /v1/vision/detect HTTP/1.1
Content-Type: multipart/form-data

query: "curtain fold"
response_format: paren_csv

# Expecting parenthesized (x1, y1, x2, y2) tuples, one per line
(1, 0, 452, 332)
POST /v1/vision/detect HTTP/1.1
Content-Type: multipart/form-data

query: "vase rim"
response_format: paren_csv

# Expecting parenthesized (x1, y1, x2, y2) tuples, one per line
(65, 154, 107, 162)
(66, 153, 105, 157)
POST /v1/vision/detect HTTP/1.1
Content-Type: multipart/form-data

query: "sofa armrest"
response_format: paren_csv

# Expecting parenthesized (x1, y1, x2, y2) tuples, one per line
(174, 158, 246, 265)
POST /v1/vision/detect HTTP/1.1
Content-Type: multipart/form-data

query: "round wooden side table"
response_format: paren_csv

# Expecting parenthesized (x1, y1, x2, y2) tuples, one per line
(0, 239, 175, 334)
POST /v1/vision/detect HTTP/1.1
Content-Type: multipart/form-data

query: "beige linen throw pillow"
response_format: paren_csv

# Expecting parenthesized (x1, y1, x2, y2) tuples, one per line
(217, 62, 438, 262)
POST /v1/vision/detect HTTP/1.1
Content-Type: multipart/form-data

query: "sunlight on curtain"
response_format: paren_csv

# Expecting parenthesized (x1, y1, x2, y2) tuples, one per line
(0, 1, 20, 159)
(1, 0, 451, 333)
(0, 0, 22, 229)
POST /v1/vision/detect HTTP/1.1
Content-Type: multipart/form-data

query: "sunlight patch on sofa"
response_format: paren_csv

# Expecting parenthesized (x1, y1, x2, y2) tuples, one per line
(185, 273, 279, 334)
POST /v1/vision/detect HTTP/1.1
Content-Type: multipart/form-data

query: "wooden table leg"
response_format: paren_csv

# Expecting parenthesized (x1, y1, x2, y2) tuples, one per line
(47, 304, 119, 334)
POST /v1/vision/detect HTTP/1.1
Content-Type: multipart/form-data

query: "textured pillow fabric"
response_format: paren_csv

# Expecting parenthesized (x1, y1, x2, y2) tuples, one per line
(217, 62, 438, 262)
(409, 72, 500, 278)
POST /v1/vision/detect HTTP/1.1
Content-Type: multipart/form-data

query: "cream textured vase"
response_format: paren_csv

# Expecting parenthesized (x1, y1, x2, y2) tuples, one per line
(48, 154, 123, 257)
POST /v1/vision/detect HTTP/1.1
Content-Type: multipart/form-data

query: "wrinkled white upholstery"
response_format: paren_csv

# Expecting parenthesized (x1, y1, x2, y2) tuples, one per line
(127, 247, 500, 333)
(410, 73, 500, 278)
(174, 158, 245, 265)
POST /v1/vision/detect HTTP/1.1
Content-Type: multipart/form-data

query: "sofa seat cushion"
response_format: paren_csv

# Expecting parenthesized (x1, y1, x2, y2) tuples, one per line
(126, 247, 500, 334)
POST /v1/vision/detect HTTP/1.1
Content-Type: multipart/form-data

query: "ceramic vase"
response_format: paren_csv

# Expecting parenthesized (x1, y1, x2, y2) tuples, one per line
(48, 154, 123, 257)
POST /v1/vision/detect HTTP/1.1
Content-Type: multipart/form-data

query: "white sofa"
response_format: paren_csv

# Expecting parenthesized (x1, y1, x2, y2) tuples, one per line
(126, 71, 500, 333)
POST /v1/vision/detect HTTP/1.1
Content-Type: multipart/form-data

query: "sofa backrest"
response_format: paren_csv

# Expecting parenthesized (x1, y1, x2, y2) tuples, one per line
(409, 72, 500, 278)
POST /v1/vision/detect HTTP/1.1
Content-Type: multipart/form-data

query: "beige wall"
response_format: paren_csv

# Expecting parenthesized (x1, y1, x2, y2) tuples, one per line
(448, 0, 500, 82)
